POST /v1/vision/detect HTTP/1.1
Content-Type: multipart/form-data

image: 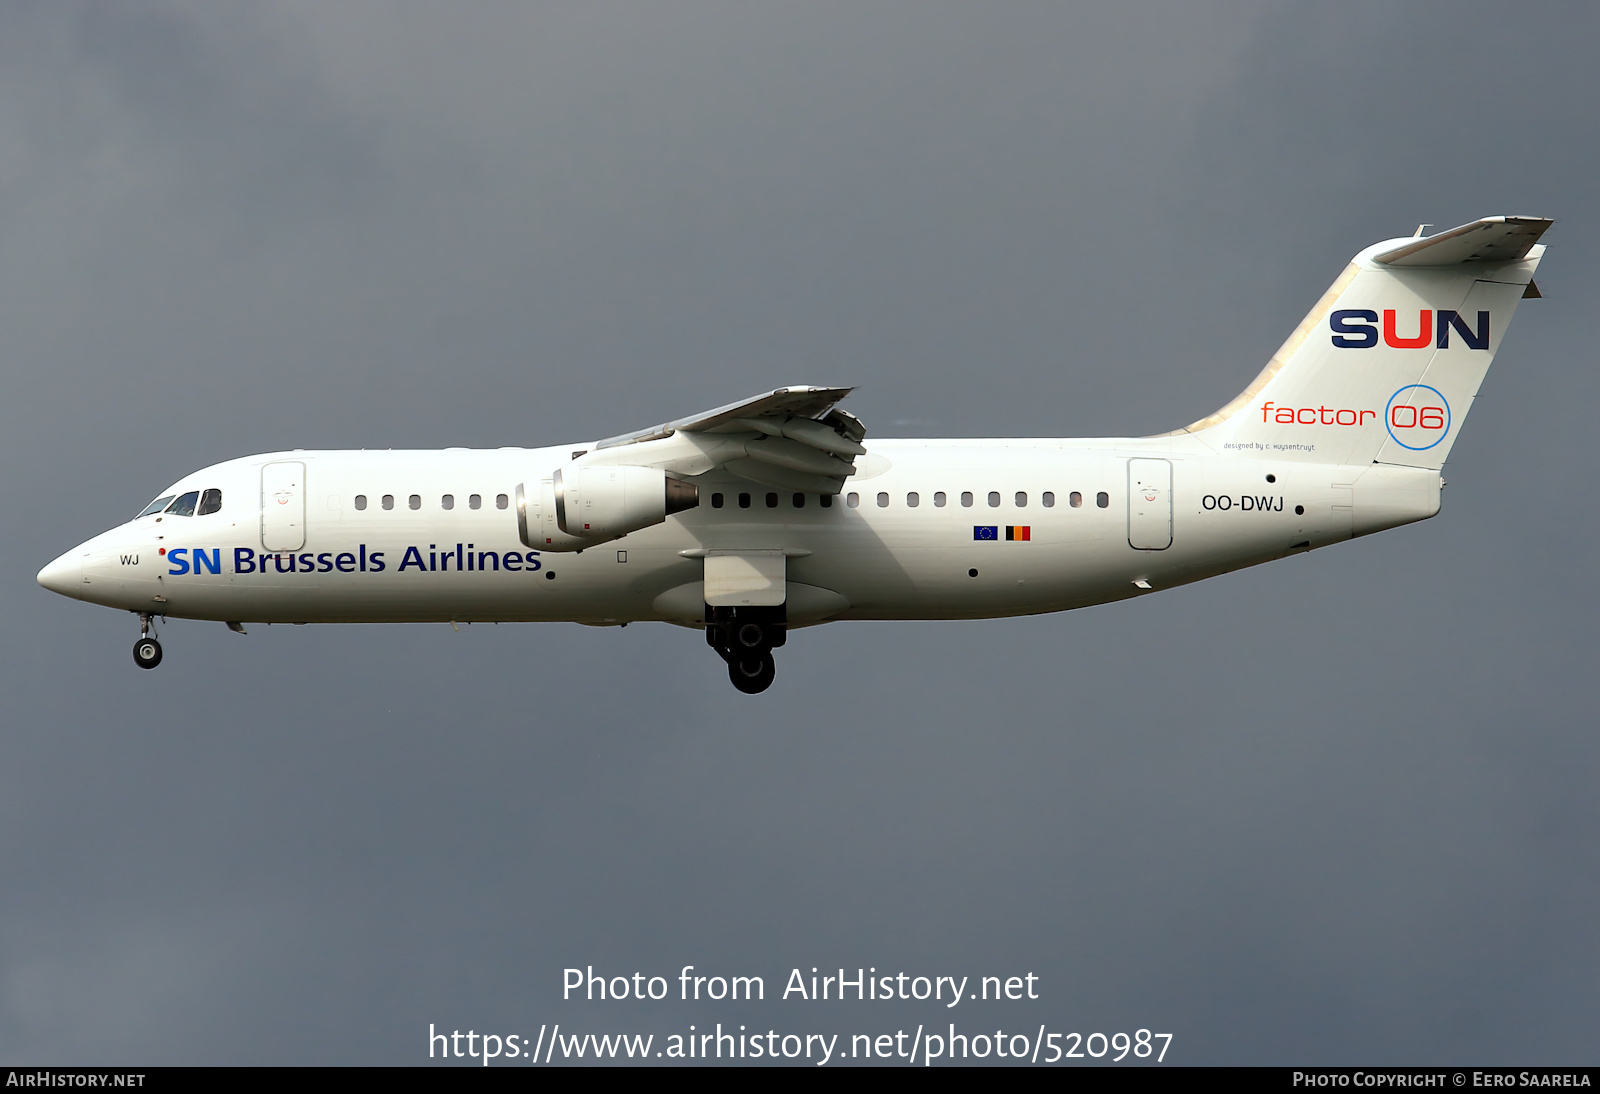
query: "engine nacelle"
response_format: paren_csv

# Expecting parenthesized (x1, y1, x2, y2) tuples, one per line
(516, 467, 697, 552)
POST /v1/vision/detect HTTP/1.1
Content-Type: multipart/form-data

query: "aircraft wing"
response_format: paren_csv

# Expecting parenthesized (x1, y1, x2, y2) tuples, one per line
(586, 385, 867, 494)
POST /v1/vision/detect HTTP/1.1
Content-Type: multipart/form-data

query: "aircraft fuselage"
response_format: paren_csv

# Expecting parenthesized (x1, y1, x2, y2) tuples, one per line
(42, 438, 1438, 627)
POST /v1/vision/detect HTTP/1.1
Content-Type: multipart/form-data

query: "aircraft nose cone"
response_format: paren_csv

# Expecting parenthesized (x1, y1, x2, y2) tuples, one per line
(37, 550, 82, 598)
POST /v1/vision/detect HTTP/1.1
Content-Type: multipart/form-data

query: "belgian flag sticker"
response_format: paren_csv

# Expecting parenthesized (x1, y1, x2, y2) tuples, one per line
(1006, 526, 1030, 541)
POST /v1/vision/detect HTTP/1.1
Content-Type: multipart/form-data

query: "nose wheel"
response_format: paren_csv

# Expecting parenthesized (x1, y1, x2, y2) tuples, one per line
(133, 637, 163, 669)
(132, 612, 163, 670)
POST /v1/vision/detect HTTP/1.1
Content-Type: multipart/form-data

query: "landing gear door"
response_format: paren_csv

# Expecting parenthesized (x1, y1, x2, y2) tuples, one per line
(1127, 458, 1172, 550)
(704, 551, 787, 607)
(261, 460, 306, 551)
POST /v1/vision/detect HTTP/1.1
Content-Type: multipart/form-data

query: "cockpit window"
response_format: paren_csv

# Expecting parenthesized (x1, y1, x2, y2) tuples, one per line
(165, 491, 200, 517)
(198, 488, 222, 516)
(138, 495, 176, 518)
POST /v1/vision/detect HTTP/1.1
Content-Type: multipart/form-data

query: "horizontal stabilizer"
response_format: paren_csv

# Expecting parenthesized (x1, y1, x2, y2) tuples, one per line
(1373, 216, 1553, 266)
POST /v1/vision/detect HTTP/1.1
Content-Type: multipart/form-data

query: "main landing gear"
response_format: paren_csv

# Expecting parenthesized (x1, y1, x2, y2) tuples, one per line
(707, 605, 785, 694)
(133, 612, 162, 670)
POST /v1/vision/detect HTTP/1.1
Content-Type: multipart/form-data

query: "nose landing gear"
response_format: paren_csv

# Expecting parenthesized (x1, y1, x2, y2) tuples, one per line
(133, 613, 163, 669)
(707, 605, 785, 694)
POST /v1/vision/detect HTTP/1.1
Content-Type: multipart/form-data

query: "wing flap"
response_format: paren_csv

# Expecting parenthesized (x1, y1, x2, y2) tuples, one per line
(723, 459, 845, 495)
(743, 436, 856, 478)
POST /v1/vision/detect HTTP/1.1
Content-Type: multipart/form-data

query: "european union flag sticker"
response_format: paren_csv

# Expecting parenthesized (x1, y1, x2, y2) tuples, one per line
(973, 526, 998, 541)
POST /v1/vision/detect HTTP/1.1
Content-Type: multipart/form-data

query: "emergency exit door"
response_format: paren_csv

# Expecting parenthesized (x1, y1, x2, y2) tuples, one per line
(1127, 458, 1172, 550)
(261, 461, 306, 551)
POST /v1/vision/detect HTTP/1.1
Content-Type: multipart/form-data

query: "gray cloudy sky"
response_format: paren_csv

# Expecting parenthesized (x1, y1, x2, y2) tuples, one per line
(2, 1, 1597, 1066)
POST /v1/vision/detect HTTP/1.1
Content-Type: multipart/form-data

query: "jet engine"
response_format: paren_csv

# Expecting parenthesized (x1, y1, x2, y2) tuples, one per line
(517, 466, 697, 552)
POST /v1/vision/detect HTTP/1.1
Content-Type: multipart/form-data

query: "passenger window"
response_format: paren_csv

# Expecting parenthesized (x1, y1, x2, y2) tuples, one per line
(409, 495, 421, 510)
(138, 495, 176, 518)
(199, 488, 222, 515)
(987, 491, 1000, 508)
(765, 493, 778, 508)
(441, 494, 455, 510)
(877, 492, 889, 507)
(1070, 491, 1082, 508)
(469, 494, 482, 510)
(165, 491, 200, 517)
(712, 493, 725, 509)
(382, 494, 395, 510)
(793, 493, 805, 508)
(1015, 491, 1027, 507)
(1042, 491, 1055, 508)
(355, 495, 368, 511)
(934, 491, 947, 507)
(906, 492, 919, 507)
(847, 492, 860, 508)
(961, 491, 973, 507)
(739, 493, 752, 509)
(496, 494, 508, 509)
(1096, 491, 1109, 508)
(820, 494, 833, 508)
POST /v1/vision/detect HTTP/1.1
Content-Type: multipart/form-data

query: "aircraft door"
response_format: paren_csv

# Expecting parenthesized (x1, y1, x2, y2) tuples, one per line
(261, 460, 306, 551)
(1127, 458, 1172, 550)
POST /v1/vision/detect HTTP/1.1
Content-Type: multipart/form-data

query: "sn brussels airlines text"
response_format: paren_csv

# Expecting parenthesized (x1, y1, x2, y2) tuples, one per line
(156, 543, 542, 576)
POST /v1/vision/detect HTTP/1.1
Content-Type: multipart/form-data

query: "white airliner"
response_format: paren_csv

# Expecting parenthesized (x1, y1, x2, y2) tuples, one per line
(38, 216, 1549, 692)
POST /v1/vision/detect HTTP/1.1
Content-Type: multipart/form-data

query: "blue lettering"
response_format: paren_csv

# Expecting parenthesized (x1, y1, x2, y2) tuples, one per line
(1436, 309, 1489, 350)
(524, 551, 542, 571)
(298, 552, 314, 572)
(477, 551, 499, 571)
(193, 548, 221, 575)
(167, 548, 189, 576)
(368, 551, 385, 572)
(335, 552, 356, 573)
(399, 546, 427, 572)
(317, 552, 334, 573)
(234, 548, 256, 574)
(1330, 308, 1379, 348)
(503, 551, 521, 572)
(273, 554, 296, 574)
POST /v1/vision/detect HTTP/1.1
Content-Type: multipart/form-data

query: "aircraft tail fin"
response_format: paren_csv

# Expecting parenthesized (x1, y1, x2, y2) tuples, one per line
(1173, 216, 1551, 469)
